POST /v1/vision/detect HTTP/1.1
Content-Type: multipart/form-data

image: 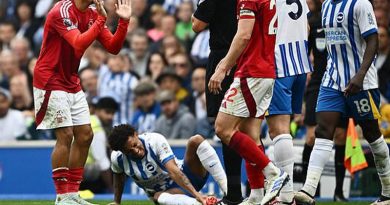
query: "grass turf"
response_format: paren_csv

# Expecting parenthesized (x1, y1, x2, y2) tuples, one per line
(0, 201, 370, 205)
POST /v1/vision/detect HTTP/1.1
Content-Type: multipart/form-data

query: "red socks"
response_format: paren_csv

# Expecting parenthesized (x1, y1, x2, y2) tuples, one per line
(245, 145, 265, 189)
(228, 131, 270, 170)
(52, 167, 69, 194)
(68, 167, 84, 193)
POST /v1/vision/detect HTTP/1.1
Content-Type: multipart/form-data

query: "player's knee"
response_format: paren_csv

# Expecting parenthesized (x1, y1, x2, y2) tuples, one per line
(188, 135, 205, 148)
(75, 128, 94, 146)
(55, 127, 74, 145)
(214, 118, 230, 139)
(315, 124, 333, 140)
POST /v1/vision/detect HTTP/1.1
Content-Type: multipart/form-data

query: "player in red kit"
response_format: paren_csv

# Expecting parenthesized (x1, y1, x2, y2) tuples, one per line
(208, 0, 288, 204)
(33, 0, 131, 204)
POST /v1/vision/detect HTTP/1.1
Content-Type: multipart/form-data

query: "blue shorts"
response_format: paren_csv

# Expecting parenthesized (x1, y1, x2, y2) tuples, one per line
(268, 74, 307, 115)
(168, 161, 209, 195)
(316, 86, 381, 121)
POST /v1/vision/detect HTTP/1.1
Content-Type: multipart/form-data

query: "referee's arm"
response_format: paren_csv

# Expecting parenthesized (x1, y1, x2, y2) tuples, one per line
(192, 0, 216, 32)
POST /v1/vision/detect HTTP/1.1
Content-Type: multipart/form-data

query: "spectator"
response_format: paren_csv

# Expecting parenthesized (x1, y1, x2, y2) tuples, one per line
(128, 29, 150, 77)
(189, 67, 206, 119)
(160, 35, 186, 64)
(161, 15, 176, 37)
(190, 29, 210, 67)
(0, 0, 17, 21)
(145, 52, 169, 81)
(132, 0, 153, 29)
(81, 97, 118, 193)
(156, 70, 190, 104)
(154, 90, 196, 139)
(175, 1, 195, 43)
(98, 52, 139, 125)
(147, 4, 166, 42)
(15, 1, 41, 49)
(373, 0, 390, 12)
(375, 9, 390, 28)
(0, 88, 27, 141)
(0, 21, 16, 50)
(87, 43, 108, 70)
(0, 49, 23, 89)
(163, 0, 197, 15)
(132, 81, 161, 133)
(9, 73, 33, 112)
(377, 26, 390, 103)
(10, 37, 32, 71)
(170, 52, 192, 91)
(80, 67, 99, 104)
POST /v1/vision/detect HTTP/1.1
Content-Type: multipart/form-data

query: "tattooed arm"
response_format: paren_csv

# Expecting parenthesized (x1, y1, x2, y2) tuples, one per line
(164, 159, 206, 204)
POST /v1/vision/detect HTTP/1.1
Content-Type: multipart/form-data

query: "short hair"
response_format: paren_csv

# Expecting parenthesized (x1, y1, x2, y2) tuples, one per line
(95, 97, 119, 111)
(108, 124, 136, 151)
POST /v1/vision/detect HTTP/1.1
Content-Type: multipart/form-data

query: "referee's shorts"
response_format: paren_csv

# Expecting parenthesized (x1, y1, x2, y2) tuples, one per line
(206, 50, 236, 118)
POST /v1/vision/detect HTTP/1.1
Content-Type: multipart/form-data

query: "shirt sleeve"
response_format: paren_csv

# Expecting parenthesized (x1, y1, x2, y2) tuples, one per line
(355, 0, 378, 38)
(97, 18, 129, 54)
(237, 0, 258, 20)
(193, 0, 217, 23)
(153, 133, 175, 165)
(110, 151, 124, 174)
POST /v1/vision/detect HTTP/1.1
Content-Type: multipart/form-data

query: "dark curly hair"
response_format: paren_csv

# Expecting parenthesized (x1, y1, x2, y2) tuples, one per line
(108, 124, 136, 151)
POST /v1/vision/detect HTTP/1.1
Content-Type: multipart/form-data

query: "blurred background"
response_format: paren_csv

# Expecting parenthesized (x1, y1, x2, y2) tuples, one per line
(0, 0, 389, 201)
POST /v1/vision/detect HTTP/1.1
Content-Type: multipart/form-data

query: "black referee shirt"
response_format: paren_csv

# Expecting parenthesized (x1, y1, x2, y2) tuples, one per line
(194, 0, 237, 50)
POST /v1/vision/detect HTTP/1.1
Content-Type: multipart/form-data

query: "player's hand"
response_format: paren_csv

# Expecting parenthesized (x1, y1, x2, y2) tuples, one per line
(208, 59, 231, 94)
(94, 0, 107, 17)
(344, 72, 364, 97)
(115, 0, 132, 21)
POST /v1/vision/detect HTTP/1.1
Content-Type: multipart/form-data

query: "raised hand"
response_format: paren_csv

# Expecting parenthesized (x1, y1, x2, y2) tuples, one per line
(115, 0, 132, 21)
(94, 0, 107, 17)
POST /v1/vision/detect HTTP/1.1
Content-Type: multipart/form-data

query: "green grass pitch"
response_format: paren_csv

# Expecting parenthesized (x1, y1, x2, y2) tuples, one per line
(0, 201, 371, 205)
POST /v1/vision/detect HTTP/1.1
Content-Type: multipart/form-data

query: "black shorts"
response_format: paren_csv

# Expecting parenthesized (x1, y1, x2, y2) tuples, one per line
(304, 82, 347, 128)
(206, 50, 236, 118)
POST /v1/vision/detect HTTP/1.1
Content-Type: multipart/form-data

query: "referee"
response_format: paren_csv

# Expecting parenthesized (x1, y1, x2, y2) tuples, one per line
(192, 1, 241, 204)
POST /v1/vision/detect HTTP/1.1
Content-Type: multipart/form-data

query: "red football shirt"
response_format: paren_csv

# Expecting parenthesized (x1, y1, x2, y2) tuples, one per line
(234, 0, 277, 78)
(34, 0, 128, 93)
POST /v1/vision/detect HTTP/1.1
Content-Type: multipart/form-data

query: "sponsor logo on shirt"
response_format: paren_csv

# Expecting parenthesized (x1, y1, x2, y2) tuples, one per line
(325, 27, 348, 44)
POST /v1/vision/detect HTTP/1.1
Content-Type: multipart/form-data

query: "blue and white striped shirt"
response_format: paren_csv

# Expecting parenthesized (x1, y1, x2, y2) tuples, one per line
(98, 65, 139, 125)
(274, 0, 313, 77)
(111, 133, 181, 197)
(321, 0, 378, 91)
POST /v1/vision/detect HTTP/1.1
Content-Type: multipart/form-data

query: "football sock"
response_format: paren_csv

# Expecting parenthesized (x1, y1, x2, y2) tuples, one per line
(157, 192, 200, 205)
(245, 145, 265, 202)
(222, 143, 243, 202)
(334, 145, 346, 195)
(197, 140, 228, 195)
(52, 167, 69, 194)
(302, 138, 333, 196)
(273, 134, 294, 203)
(369, 136, 390, 197)
(68, 167, 84, 193)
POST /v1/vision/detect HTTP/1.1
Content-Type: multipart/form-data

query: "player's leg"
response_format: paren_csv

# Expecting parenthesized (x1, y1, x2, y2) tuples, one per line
(67, 91, 95, 205)
(216, 78, 288, 205)
(183, 134, 228, 195)
(238, 118, 265, 204)
(207, 52, 243, 204)
(350, 89, 390, 204)
(154, 189, 203, 205)
(333, 124, 347, 202)
(295, 87, 346, 204)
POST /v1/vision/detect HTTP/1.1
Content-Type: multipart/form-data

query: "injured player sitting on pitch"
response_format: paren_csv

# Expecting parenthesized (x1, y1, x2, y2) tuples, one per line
(107, 124, 227, 205)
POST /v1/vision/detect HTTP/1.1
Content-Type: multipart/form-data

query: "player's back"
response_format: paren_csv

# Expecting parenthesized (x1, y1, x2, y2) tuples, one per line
(235, 0, 277, 79)
(320, 0, 378, 91)
(33, 0, 97, 93)
(274, 0, 312, 77)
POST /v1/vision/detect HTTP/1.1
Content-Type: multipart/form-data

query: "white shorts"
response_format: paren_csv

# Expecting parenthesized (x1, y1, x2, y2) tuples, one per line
(219, 78, 275, 118)
(33, 87, 90, 130)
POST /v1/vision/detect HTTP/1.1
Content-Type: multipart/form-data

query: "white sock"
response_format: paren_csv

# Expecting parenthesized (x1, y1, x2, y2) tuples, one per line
(273, 134, 294, 203)
(196, 140, 228, 195)
(157, 193, 200, 205)
(369, 136, 390, 197)
(263, 161, 279, 179)
(248, 188, 264, 203)
(302, 138, 333, 196)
